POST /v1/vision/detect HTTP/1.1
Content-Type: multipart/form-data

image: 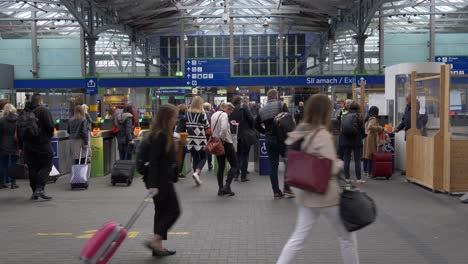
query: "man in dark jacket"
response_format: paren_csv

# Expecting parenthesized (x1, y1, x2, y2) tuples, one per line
(19, 94, 55, 200)
(339, 102, 366, 182)
(116, 105, 135, 160)
(230, 96, 255, 182)
(255, 89, 294, 199)
(395, 95, 411, 140)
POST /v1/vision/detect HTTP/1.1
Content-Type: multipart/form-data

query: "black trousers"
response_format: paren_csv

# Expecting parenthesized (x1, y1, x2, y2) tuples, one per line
(216, 142, 238, 189)
(236, 139, 251, 178)
(25, 150, 53, 192)
(190, 148, 207, 171)
(153, 183, 181, 240)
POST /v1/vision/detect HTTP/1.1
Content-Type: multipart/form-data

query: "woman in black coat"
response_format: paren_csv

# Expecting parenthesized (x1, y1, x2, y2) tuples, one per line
(0, 104, 20, 189)
(144, 104, 181, 257)
(339, 102, 366, 183)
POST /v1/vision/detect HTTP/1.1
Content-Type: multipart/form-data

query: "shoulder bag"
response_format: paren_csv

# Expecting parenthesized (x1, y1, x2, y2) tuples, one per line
(285, 129, 333, 193)
(338, 174, 377, 232)
(205, 112, 225, 156)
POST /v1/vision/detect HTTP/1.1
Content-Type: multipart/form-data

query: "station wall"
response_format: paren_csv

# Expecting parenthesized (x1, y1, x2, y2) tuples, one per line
(384, 33, 468, 67)
(0, 39, 81, 79)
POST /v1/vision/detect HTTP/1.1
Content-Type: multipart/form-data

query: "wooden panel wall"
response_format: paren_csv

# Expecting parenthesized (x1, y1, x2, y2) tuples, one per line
(449, 140, 468, 192)
(410, 135, 435, 188)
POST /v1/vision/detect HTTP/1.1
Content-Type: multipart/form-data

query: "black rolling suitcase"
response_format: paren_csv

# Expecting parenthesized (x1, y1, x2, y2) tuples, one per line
(111, 160, 135, 186)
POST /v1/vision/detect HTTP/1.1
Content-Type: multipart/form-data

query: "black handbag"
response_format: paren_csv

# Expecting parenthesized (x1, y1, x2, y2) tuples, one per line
(338, 174, 377, 232)
(8, 155, 29, 179)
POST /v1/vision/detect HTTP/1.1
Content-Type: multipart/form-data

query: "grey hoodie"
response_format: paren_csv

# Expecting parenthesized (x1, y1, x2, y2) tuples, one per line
(285, 123, 344, 208)
(117, 112, 134, 144)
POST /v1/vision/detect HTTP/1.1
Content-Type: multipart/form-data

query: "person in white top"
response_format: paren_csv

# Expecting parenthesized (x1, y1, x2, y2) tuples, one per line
(211, 103, 237, 196)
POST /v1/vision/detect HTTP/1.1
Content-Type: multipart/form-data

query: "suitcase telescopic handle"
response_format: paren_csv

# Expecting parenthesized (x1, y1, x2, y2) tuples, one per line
(124, 192, 156, 230)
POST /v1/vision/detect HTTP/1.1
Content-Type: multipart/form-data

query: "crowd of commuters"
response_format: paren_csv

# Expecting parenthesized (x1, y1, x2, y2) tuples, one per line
(1, 90, 405, 263)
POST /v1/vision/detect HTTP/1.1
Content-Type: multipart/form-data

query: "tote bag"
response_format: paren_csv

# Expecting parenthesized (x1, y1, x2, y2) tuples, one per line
(285, 129, 333, 194)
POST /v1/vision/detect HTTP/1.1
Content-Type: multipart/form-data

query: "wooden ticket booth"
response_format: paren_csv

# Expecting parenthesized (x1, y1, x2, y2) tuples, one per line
(406, 65, 468, 193)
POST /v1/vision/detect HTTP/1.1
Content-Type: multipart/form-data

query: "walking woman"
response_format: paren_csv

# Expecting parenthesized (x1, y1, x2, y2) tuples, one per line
(362, 106, 384, 176)
(277, 94, 359, 264)
(339, 102, 366, 183)
(67, 105, 89, 165)
(211, 102, 237, 196)
(143, 104, 181, 257)
(177, 96, 209, 186)
(0, 104, 20, 189)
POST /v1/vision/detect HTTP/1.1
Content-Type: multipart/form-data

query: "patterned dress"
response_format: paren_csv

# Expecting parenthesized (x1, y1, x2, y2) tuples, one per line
(184, 111, 209, 151)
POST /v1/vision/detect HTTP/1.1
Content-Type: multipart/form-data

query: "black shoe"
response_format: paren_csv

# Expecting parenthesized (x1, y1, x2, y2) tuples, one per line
(274, 192, 284, 200)
(233, 176, 239, 182)
(11, 184, 19, 189)
(220, 187, 235, 196)
(240, 178, 250, 182)
(178, 173, 186, 179)
(208, 165, 213, 171)
(30, 194, 38, 200)
(152, 249, 176, 257)
(0, 184, 8, 189)
(217, 189, 224, 196)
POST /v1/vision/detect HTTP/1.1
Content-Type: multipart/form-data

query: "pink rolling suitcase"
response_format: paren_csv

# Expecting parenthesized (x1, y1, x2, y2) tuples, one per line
(79, 193, 153, 264)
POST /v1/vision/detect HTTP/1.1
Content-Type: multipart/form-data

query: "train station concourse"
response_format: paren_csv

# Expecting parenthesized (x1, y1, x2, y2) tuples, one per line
(0, 0, 468, 263)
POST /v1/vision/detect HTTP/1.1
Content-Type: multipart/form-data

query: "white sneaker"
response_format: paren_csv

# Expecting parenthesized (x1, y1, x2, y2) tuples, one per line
(192, 173, 202, 186)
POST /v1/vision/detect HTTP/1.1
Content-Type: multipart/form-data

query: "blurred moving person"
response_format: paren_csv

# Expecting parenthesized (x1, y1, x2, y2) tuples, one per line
(67, 105, 89, 165)
(277, 94, 359, 264)
(0, 104, 20, 189)
(143, 104, 180, 257)
(116, 105, 135, 160)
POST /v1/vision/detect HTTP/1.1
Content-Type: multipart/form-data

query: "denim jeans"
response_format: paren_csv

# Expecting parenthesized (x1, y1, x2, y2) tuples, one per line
(237, 139, 251, 178)
(0, 154, 17, 185)
(343, 146, 362, 180)
(118, 143, 132, 160)
(265, 136, 290, 194)
(276, 205, 359, 264)
(363, 159, 372, 174)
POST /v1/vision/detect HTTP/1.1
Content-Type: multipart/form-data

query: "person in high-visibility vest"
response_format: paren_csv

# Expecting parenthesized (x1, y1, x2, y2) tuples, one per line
(337, 99, 353, 160)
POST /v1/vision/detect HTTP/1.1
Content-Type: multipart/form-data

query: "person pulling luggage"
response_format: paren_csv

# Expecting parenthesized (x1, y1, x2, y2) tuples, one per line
(143, 104, 181, 257)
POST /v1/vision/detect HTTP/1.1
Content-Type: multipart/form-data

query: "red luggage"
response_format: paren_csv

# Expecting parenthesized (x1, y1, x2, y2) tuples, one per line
(79, 193, 153, 264)
(371, 152, 393, 179)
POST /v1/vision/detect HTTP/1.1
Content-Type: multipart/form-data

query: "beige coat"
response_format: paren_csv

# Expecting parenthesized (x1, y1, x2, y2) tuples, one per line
(285, 124, 344, 208)
(362, 117, 383, 159)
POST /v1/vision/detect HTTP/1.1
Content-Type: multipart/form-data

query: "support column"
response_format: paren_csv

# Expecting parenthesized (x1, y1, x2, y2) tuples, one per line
(31, 11, 39, 78)
(180, 22, 185, 75)
(328, 39, 334, 74)
(144, 39, 152, 115)
(329, 39, 336, 102)
(353, 34, 368, 74)
(318, 36, 326, 76)
(229, 17, 234, 77)
(429, 0, 435, 61)
(130, 40, 137, 106)
(279, 18, 284, 75)
(379, 13, 385, 73)
(86, 35, 99, 120)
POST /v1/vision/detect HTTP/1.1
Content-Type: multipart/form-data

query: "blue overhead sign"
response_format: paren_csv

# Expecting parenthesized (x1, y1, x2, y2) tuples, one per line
(185, 59, 230, 86)
(435, 56, 468, 74)
(15, 75, 386, 88)
(85, 78, 98, 94)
